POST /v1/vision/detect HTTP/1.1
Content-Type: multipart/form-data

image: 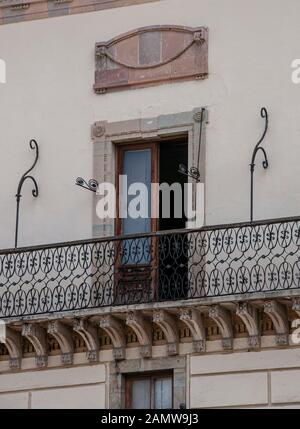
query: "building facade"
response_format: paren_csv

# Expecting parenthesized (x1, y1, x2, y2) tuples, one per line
(0, 0, 300, 409)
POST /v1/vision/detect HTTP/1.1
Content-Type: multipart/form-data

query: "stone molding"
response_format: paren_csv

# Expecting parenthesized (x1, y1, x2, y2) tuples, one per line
(0, 0, 159, 25)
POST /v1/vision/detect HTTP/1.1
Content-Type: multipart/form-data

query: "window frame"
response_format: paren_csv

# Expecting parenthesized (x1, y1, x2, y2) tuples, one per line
(125, 371, 174, 409)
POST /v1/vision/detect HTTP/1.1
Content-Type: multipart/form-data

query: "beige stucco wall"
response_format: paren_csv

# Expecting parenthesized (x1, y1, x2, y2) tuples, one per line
(190, 348, 300, 408)
(0, 0, 299, 248)
(0, 363, 106, 409)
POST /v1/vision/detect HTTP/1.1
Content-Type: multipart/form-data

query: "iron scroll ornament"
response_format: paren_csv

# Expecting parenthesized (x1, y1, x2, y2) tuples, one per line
(75, 177, 99, 193)
(15, 139, 39, 248)
(250, 107, 269, 222)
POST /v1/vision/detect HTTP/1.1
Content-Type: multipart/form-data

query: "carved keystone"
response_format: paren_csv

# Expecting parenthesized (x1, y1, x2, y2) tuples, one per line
(126, 311, 152, 358)
(73, 319, 99, 362)
(22, 323, 48, 368)
(179, 308, 206, 352)
(99, 315, 125, 361)
(5, 327, 22, 369)
(236, 303, 260, 349)
(153, 310, 179, 355)
(209, 305, 233, 350)
(264, 301, 289, 346)
(48, 321, 74, 365)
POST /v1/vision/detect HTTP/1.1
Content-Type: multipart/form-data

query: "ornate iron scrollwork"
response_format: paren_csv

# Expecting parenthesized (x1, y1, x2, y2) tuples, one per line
(250, 107, 269, 222)
(75, 177, 99, 193)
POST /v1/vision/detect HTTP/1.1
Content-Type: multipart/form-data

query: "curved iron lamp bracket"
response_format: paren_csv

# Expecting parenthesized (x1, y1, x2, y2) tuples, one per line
(250, 107, 269, 221)
(15, 139, 39, 248)
(178, 107, 206, 182)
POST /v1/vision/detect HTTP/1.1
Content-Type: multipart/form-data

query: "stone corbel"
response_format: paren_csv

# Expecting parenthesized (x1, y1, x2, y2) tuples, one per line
(47, 321, 74, 365)
(73, 318, 99, 362)
(99, 315, 125, 361)
(179, 308, 206, 352)
(263, 301, 289, 345)
(5, 327, 22, 369)
(292, 298, 300, 317)
(236, 302, 260, 349)
(208, 305, 233, 350)
(153, 309, 179, 355)
(126, 311, 152, 358)
(22, 323, 48, 368)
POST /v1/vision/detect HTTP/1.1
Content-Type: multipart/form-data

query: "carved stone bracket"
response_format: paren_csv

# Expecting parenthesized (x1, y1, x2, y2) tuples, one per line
(264, 301, 289, 346)
(5, 327, 22, 369)
(209, 305, 233, 350)
(236, 302, 260, 349)
(47, 321, 74, 365)
(179, 308, 206, 352)
(22, 323, 48, 368)
(153, 309, 179, 355)
(126, 311, 152, 358)
(99, 315, 125, 361)
(73, 318, 99, 362)
(292, 298, 300, 317)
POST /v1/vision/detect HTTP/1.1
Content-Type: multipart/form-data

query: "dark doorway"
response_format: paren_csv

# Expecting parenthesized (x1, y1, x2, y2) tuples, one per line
(159, 138, 188, 231)
(158, 138, 188, 300)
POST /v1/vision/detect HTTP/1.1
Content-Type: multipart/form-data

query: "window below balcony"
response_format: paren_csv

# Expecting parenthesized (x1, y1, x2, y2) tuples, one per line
(125, 371, 173, 409)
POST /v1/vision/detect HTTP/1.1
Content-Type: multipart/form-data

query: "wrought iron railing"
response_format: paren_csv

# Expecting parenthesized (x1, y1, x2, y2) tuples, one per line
(0, 216, 300, 318)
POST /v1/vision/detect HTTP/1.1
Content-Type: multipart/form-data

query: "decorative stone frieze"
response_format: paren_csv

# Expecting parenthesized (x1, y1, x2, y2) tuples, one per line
(126, 311, 152, 358)
(73, 318, 99, 362)
(47, 321, 74, 365)
(208, 305, 233, 350)
(99, 315, 125, 360)
(22, 323, 48, 367)
(179, 308, 206, 353)
(263, 301, 289, 346)
(1, 297, 300, 371)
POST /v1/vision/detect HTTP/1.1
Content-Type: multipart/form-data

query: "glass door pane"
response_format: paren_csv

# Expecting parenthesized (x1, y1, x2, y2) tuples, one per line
(154, 377, 172, 409)
(131, 379, 151, 409)
(122, 149, 152, 265)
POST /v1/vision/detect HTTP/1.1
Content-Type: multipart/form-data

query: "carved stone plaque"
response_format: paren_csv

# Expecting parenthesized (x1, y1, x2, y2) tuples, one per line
(94, 25, 208, 93)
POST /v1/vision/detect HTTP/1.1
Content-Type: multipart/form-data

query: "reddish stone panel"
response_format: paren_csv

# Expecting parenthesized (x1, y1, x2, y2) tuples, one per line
(94, 25, 209, 94)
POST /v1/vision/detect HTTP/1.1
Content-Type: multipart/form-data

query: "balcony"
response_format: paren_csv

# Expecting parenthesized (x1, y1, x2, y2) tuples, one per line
(1, 215, 300, 320)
